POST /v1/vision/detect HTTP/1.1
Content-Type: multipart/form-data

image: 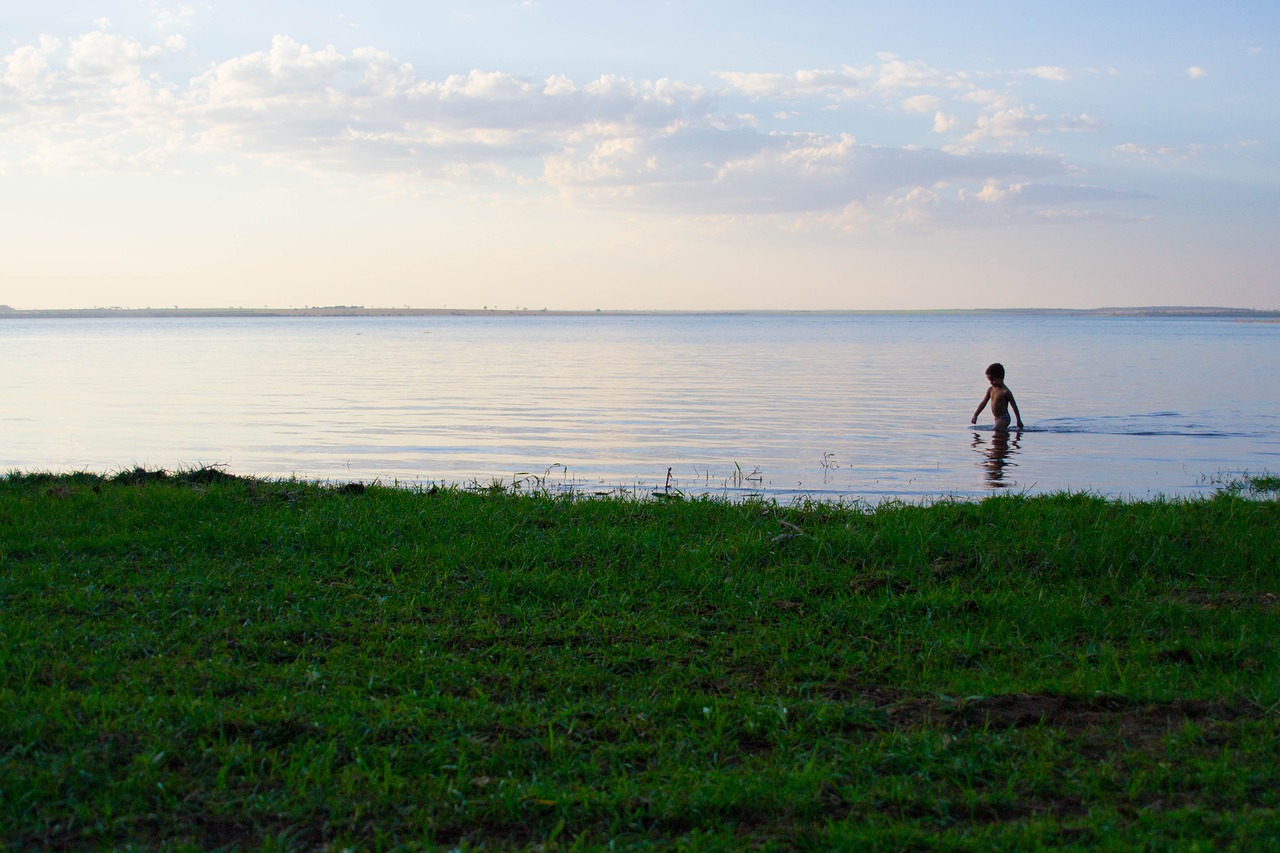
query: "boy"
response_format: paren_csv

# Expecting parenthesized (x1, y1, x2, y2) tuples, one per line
(971, 362, 1023, 431)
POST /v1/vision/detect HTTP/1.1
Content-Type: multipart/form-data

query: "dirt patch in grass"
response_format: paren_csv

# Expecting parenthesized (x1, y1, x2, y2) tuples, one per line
(824, 685, 1262, 737)
(1178, 590, 1280, 609)
(940, 692, 1256, 732)
(111, 465, 244, 486)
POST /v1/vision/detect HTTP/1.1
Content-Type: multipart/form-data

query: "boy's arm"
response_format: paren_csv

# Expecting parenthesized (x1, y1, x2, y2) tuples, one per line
(1009, 393, 1023, 429)
(971, 390, 990, 424)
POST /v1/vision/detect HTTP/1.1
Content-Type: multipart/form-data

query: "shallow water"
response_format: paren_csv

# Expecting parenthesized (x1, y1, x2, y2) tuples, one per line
(2, 313, 1276, 501)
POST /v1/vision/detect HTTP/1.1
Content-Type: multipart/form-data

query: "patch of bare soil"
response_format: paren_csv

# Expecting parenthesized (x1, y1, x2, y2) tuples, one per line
(822, 685, 1264, 738)
(1178, 590, 1279, 609)
(895, 692, 1264, 746)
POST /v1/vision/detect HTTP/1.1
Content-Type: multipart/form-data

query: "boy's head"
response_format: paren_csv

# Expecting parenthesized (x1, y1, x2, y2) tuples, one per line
(985, 362, 1005, 382)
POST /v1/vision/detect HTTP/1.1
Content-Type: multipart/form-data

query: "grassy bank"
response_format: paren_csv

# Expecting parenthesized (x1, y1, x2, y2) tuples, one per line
(2, 471, 1278, 850)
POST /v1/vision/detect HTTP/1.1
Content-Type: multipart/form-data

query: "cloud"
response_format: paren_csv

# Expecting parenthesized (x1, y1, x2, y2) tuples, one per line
(0, 31, 189, 174)
(1060, 114, 1104, 132)
(68, 31, 185, 82)
(715, 54, 960, 102)
(975, 182, 1150, 206)
(813, 176, 1148, 233)
(0, 32, 1141, 229)
(718, 56, 1102, 154)
(962, 107, 1055, 142)
(1188, 66, 1207, 79)
(715, 68, 872, 100)
(1023, 66, 1071, 81)
(872, 55, 953, 94)
(1114, 142, 1206, 162)
(184, 36, 719, 181)
(856, 180, 1152, 230)
(900, 94, 941, 113)
(147, 2, 203, 31)
(546, 127, 1075, 221)
(932, 112, 958, 133)
(958, 108, 1102, 145)
(3, 38, 57, 91)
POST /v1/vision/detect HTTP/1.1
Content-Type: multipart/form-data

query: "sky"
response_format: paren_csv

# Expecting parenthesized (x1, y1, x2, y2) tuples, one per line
(2, 1, 1277, 310)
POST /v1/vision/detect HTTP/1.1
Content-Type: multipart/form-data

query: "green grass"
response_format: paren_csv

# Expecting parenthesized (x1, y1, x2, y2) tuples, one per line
(2, 470, 1278, 850)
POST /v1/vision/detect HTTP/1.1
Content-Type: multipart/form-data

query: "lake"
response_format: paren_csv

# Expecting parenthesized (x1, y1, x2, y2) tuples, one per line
(2, 313, 1276, 501)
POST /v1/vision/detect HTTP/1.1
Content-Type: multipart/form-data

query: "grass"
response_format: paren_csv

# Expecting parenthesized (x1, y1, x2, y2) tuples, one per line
(2, 469, 1278, 850)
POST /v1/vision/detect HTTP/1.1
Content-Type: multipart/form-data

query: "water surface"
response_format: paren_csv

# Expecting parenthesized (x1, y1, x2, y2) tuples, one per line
(3, 313, 1276, 501)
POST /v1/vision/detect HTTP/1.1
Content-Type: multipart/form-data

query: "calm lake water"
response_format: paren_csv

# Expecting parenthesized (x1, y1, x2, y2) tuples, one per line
(2, 313, 1277, 501)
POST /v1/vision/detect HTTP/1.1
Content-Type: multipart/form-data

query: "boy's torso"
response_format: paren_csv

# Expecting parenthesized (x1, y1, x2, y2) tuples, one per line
(989, 385, 1012, 416)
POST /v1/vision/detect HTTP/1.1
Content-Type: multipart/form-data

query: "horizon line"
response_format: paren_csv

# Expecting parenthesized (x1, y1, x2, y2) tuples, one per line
(2, 304, 1279, 319)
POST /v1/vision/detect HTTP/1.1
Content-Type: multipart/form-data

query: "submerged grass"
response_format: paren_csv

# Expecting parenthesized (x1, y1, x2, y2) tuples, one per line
(1, 470, 1278, 850)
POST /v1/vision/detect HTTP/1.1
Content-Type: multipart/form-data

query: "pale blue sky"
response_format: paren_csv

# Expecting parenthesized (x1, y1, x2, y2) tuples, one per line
(2, 1, 1276, 309)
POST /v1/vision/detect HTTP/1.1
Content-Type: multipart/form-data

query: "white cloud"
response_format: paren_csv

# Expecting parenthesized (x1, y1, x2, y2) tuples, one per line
(814, 176, 1147, 233)
(932, 112, 958, 133)
(546, 125, 1075, 223)
(715, 54, 963, 103)
(1114, 142, 1206, 162)
(1023, 66, 1071, 81)
(961, 88, 1016, 110)
(715, 68, 871, 100)
(963, 107, 1054, 142)
(894, 180, 1151, 228)
(871, 55, 951, 94)
(1157, 144, 1205, 160)
(0, 31, 189, 174)
(976, 180, 1011, 203)
(959, 108, 1103, 145)
(1188, 66, 1207, 79)
(184, 37, 718, 182)
(3, 41, 55, 91)
(1060, 114, 1104, 132)
(543, 74, 575, 96)
(900, 94, 941, 113)
(67, 31, 183, 82)
(0, 31, 1143, 228)
(148, 2, 203, 31)
(717, 56, 1107, 156)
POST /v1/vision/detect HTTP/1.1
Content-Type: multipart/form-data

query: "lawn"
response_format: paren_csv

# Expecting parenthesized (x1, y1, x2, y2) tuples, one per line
(2, 470, 1277, 850)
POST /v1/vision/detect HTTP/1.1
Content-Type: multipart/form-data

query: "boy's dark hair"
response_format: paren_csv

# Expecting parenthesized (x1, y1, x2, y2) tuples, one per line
(985, 362, 1005, 379)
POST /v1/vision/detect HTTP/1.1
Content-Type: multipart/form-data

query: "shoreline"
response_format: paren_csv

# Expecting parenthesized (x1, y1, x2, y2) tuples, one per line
(6, 466, 1277, 504)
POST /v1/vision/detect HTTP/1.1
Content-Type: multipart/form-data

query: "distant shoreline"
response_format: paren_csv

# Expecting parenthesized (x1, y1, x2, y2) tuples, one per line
(1, 305, 1277, 320)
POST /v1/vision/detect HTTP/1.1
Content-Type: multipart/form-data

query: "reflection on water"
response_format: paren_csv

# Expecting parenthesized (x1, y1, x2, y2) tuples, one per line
(972, 428, 1021, 488)
(2, 313, 1278, 501)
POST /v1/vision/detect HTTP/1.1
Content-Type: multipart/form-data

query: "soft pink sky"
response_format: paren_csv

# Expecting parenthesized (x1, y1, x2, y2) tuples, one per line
(2, 1, 1276, 309)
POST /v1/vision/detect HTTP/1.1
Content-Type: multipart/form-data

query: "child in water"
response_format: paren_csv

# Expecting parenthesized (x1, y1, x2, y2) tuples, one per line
(971, 362, 1023, 431)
